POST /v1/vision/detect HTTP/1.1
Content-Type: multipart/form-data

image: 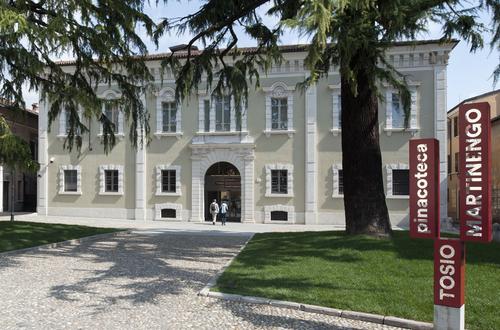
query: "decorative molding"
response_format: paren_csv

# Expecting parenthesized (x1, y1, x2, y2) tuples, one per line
(386, 163, 409, 198)
(58, 165, 82, 195)
(155, 165, 182, 196)
(99, 90, 124, 138)
(99, 164, 124, 195)
(329, 84, 342, 135)
(265, 163, 294, 197)
(263, 81, 295, 135)
(264, 204, 296, 224)
(154, 202, 182, 221)
(332, 164, 343, 198)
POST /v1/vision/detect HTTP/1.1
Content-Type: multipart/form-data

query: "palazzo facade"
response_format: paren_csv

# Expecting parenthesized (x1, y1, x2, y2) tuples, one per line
(37, 40, 456, 226)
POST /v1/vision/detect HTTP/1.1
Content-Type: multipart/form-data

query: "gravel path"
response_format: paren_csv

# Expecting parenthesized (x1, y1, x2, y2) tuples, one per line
(0, 232, 402, 330)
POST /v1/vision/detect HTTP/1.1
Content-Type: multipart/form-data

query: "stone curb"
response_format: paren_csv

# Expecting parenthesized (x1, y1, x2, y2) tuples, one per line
(199, 233, 433, 330)
(0, 230, 131, 257)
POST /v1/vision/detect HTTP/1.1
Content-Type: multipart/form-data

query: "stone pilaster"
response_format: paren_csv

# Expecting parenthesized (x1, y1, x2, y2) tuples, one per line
(135, 95, 147, 221)
(37, 99, 49, 216)
(305, 84, 318, 224)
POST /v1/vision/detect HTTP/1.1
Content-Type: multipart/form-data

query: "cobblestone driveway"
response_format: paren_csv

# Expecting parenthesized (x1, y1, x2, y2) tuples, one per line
(0, 232, 401, 330)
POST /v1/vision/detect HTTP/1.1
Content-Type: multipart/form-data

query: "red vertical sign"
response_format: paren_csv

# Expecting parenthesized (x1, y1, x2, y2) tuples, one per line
(459, 103, 492, 243)
(409, 139, 440, 239)
(434, 238, 465, 308)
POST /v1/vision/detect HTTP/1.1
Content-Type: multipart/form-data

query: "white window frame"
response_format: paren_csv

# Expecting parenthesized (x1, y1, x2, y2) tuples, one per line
(328, 84, 342, 136)
(155, 87, 182, 139)
(386, 163, 409, 199)
(263, 82, 295, 137)
(384, 82, 420, 136)
(98, 90, 125, 139)
(264, 204, 295, 224)
(99, 165, 124, 195)
(265, 163, 294, 197)
(58, 165, 82, 195)
(332, 164, 343, 198)
(154, 202, 182, 221)
(58, 107, 83, 139)
(155, 165, 181, 196)
(197, 90, 248, 135)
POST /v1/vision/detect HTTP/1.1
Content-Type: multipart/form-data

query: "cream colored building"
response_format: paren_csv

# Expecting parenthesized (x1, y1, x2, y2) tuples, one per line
(38, 40, 456, 226)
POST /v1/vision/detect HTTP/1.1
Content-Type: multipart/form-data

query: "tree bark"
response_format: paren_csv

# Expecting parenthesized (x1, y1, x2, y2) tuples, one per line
(341, 54, 392, 237)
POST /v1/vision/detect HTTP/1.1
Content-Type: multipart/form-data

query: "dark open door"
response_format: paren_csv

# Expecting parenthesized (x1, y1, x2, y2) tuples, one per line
(3, 181, 9, 212)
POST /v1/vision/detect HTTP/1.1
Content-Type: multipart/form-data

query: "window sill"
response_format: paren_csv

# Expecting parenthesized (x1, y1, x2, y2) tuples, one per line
(387, 195, 409, 200)
(264, 220, 295, 224)
(332, 194, 344, 198)
(154, 132, 183, 140)
(155, 192, 182, 197)
(265, 193, 294, 198)
(99, 192, 124, 196)
(196, 131, 249, 136)
(263, 129, 296, 138)
(97, 133, 125, 140)
(384, 128, 419, 136)
(58, 191, 82, 196)
(330, 128, 341, 136)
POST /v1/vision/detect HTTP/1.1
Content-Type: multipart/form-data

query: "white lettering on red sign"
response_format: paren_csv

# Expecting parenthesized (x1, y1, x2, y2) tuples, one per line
(414, 143, 430, 233)
(464, 108, 484, 238)
(438, 244, 456, 301)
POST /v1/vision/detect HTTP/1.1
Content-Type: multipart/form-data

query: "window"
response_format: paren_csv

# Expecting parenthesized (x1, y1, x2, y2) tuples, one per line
(448, 120, 452, 139)
(271, 98, 288, 130)
(215, 96, 231, 131)
(270, 211, 288, 221)
(161, 170, 176, 193)
(58, 165, 82, 195)
(453, 117, 458, 137)
(161, 208, 176, 219)
(264, 82, 294, 135)
(391, 93, 405, 129)
(448, 155, 451, 174)
(455, 152, 459, 173)
(271, 170, 288, 194)
(337, 95, 342, 128)
(338, 170, 344, 195)
(105, 170, 119, 192)
(162, 102, 177, 132)
(17, 181, 22, 201)
(64, 170, 78, 192)
(265, 164, 293, 197)
(204, 100, 210, 132)
(155, 165, 181, 196)
(392, 169, 409, 196)
(104, 103, 120, 133)
(65, 109, 71, 134)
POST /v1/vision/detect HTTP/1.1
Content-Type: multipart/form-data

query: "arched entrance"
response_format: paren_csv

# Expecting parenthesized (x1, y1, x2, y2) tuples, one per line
(204, 162, 241, 222)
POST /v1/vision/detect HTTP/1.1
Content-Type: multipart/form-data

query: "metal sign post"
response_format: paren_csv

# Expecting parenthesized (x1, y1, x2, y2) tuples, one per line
(409, 102, 492, 330)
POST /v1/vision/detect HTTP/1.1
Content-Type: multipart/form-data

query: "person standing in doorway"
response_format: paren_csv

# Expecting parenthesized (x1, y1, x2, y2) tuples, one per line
(209, 199, 219, 225)
(220, 200, 228, 226)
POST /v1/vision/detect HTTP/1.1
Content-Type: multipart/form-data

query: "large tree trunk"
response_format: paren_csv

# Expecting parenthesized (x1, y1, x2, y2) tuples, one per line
(341, 54, 392, 237)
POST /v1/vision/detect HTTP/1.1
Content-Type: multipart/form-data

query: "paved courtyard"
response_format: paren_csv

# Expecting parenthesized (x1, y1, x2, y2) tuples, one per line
(0, 229, 402, 329)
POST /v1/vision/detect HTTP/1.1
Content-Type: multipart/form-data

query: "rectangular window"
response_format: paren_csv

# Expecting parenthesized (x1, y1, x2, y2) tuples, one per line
(391, 93, 404, 128)
(455, 152, 459, 173)
(448, 120, 451, 139)
(204, 100, 210, 132)
(392, 169, 409, 196)
(65, 109, 71, 134)
(448, 155, 451, 174)
(104, 103, 120, 133)
(271, 98, 288, 130)
(17, 180, 22, 200)
(338, 169, 344, 195)
(271, 169, 288, 194)
(270, 211, 288, 221)
(105, 170, 119, 192)
(453, 117, 458, 137)
(64, 170, 78, 192)
(161, 208, 176, 218)
(215, 96, 231, 131)
(337, 95, 342, 128)
(235, 103, 242, 131)
(161, 170, 176, 193)
(162, 102, 177, 132)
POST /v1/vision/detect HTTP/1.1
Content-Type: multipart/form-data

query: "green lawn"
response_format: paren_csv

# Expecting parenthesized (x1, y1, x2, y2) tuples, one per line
(0, 221, 120, 253)
(215, 231, 499, 330)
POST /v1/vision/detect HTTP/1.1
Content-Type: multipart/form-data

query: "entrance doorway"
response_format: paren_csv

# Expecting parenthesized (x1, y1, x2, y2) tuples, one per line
(3, 181, 9, 212)
(204, 162, 241, 222)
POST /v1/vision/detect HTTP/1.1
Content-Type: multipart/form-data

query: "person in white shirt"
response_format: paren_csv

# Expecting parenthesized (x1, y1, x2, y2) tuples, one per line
(220, 200, 229, 226)
(209, 199, 219, 225)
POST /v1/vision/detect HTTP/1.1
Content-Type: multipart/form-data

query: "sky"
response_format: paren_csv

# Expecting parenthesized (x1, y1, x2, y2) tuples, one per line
(23, 1, 500, 110)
